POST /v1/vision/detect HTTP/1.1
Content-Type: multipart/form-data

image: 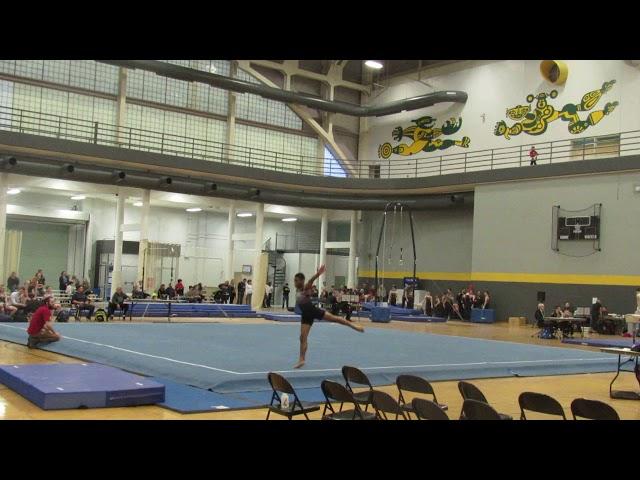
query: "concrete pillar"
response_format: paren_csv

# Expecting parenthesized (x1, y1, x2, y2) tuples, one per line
(348, 210, 358, 288)
(226, 200, 236, 281)
(252, 203, 265, 309)
(111, 189, 125, 293)
(319, 209, 328, 289)
(136, 189, 151, 288)
(115, 67, 128, 144)
(0, 173, 7, 280)
(225, 61, 238, 163)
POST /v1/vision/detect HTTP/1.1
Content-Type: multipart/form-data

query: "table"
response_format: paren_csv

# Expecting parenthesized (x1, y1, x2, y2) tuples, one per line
(542, 316, 588, 338)
(123, 299, 177, 322)
(625, 314, 640, 342)
(600, 347, 640, 401)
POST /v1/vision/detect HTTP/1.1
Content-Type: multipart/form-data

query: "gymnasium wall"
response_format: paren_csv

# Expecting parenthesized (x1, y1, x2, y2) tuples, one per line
(359, 60, 640, 174)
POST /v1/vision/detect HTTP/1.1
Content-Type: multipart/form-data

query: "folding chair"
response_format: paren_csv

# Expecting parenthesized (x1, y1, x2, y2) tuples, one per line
(570, 398, 620, 420)
(265, 372, 320, 420)
(320, 380, 376, 420)
(396, 374, 447, 419)
(412, 398, 449, 420)
(371, 390, 408, 420)
(518, 392, 566, 420)
(342, 365, 374, 412)
(461, 399, 505, 420)
(457, 381, 512, 420)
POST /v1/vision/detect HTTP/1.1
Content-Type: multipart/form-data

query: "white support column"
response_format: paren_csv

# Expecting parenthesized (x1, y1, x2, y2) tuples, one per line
(136, 189, 151, 287)
(252, 203, 265, 309)
(319, 209, 328, 288)
(0, 173, 7, 281)
(115, 67, 128, 144)
(226, 200, 236, 281)
(348, 210, 357, 288)
(111, 189, 125, 293)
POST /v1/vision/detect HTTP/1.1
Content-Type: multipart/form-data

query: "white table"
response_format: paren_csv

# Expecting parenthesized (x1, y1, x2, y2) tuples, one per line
(624, 314, 640, 342)
(600, 347, 640, 401)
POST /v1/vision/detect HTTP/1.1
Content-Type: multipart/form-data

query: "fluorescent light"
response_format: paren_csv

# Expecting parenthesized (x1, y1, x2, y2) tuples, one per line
(133, 201, 143, 207)
(70, 195, 86, 200)
(7, 188, 20, 195)
(282, 217, 297, 222)
(365, 60, 383, 70)
(186, 207, 202, 212)
(237, 212, 253, 218)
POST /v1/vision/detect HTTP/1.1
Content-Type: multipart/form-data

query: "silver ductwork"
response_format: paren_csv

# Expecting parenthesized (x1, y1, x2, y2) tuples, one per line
(99, 60, 467, 117)
(2, 156, 473, 210)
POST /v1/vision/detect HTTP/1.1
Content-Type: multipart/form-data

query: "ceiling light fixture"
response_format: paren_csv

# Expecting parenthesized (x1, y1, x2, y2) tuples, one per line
(282, 217, 298, 222)
(365, 60, 383, 70)
(70, 195, 86, 200)
(133, 201, 143, 207)
(7, 188, 21, 195)
(237, 212, 253, 218)
(186, 207, 202, 212)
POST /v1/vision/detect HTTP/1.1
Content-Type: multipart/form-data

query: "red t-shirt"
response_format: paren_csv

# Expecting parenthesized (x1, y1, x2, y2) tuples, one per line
(27, 305, 52, 335)
(529, 148, 538, 158)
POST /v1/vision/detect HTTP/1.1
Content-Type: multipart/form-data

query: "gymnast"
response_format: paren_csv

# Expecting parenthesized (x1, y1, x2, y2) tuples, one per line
(293, 265, 364, 369)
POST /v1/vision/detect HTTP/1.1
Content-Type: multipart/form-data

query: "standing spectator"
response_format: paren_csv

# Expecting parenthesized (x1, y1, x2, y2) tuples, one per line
(35, 269, 46, 285)
(228, 281, 236, 304)
(529, 146, 538, 165)
(535, 303, 545, 328)
(388, 285, 398, 306)
(175, 279, 185, 296)
(59, 271, 69, 292)
(237, 279, 246, 305)
(245, 280, 253, 306)
(264, 282, 273, 308)
(72, 286, 95, 320)
(27, 296, 61, 349)
(591, 297, 604, 331)
(7, 272, 20, 292)
(282, 283, 291, 309)
(108, 286, 129, 321)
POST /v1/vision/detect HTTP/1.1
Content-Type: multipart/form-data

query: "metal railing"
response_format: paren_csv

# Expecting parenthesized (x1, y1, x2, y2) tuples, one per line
(1, 105, 639, 180)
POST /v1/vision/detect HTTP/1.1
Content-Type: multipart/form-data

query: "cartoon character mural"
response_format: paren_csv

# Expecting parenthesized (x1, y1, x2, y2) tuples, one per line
(378, 116, 470, 159)
(494, 80, 618, 139)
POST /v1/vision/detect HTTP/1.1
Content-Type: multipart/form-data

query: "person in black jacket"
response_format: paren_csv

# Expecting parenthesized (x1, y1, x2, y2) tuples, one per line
(535, 303, 545, 328)
(282, 283, 291, 309)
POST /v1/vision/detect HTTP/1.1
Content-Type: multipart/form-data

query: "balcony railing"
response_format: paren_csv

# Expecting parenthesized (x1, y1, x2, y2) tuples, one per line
(1, 105, 639, 180)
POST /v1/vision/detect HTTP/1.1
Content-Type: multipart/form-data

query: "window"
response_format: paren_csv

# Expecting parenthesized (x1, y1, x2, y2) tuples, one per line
(324, 147, 346, 177)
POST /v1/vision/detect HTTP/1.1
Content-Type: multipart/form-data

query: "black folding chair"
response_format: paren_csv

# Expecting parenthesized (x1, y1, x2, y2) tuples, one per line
(396, 374, 447, 419)
(265, 372, 320, 420)
(371, 390, 408, 420)
(320, 380, 376, 420)
(571, 398, 620, 420)
(457, 381, 512, 420)
(342, 365, 374, 412)
(461, 399, 505, 420)
(412, 398, 449, 420)
(518, 392, 566, 420)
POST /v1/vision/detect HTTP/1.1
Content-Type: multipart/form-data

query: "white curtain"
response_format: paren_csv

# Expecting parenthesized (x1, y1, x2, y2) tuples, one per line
(4, 229, 22, 281)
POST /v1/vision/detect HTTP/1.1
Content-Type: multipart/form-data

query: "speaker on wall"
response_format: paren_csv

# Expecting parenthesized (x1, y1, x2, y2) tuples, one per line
(537, 291, 546, 303)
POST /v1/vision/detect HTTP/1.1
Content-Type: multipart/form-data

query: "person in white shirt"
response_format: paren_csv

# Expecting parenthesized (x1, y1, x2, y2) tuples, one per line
(245, 280, 253, 305)
(263, 282, 273, 308)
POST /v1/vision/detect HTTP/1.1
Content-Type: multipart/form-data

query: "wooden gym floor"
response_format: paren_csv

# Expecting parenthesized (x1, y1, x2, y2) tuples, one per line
(0, 318, 638, 420)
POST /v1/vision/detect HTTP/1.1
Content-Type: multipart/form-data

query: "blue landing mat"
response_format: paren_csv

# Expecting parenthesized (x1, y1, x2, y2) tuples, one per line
(153, 377, 325, 413)
(0, 363, 164, 410)
(562, 337, 635, 348)
(362, 302, 423, 316)
(391, 315, 447, 323)
(0, 322, 619, 394)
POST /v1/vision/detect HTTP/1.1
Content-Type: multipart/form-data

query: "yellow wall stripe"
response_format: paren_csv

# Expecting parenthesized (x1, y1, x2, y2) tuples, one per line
(357, 270, 640, 287)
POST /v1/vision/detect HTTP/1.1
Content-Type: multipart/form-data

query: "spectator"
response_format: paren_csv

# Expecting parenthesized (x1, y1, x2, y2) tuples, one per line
(175, 279, 185, 296)
(108, 286, 129, 321)
(58, 271, 69, 292)
(165, 283, 176, 299)
(563, 301, 575, 316)
(82, 278, 91, 292)
(186, 285, 198, 303)
(35, 269, 46, 286)
(482, 290, 491, 309)
(7, 272, 20, 292)
(196, 283, 204, 302)
(27, 296, 61, 349)
(529, 146, 538, 165)
(72, 286, 95, 320)
(264, 282, 273, 308)
(237, 279, 246, 305)
(228, 281, 236, 304)
(245, 280, 253, 305)
(65, 281, 76, 295)
(535, 303, 545, 328)
(591, 297, 604, 331)
(282, 283, 291, 309)
(157, 284, 167, 299)
(422, 291, 433, 316)
(0, 286, 17, 316)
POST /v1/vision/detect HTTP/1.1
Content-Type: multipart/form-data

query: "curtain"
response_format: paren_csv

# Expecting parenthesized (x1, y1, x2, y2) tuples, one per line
(4, 229, 22, 282)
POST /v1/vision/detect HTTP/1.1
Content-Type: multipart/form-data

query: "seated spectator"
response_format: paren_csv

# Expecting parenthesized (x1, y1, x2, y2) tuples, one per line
(186, 285, 198, 303)
(108, 286, 129, 320)
(65, 281, 76, 295)
(175, 279, 185, 296)
(72, 286, 95, 320)
(551, 305, 563, 317)
(165, 283, 176, 299)
(81, 278, 91, 292)
(9, 287, 27, 310)
(563, 301, 575, 316)
(0, 286, 17, 316)
(24, 292, 43, 315)
(7, 272, 20, 292)
(35, 269, 45, 285)
(157, 284, 167, 299)
(43, 287, 61, 310)
(27, 296, 61, 349)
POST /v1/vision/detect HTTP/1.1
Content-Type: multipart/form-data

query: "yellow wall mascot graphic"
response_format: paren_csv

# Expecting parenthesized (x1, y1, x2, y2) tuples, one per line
(378, 116, 470, 159)
(494, 80, 618, 139)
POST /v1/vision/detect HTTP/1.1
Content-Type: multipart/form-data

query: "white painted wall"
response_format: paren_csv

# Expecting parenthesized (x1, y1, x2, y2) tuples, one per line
(360, 60, 639, 177)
